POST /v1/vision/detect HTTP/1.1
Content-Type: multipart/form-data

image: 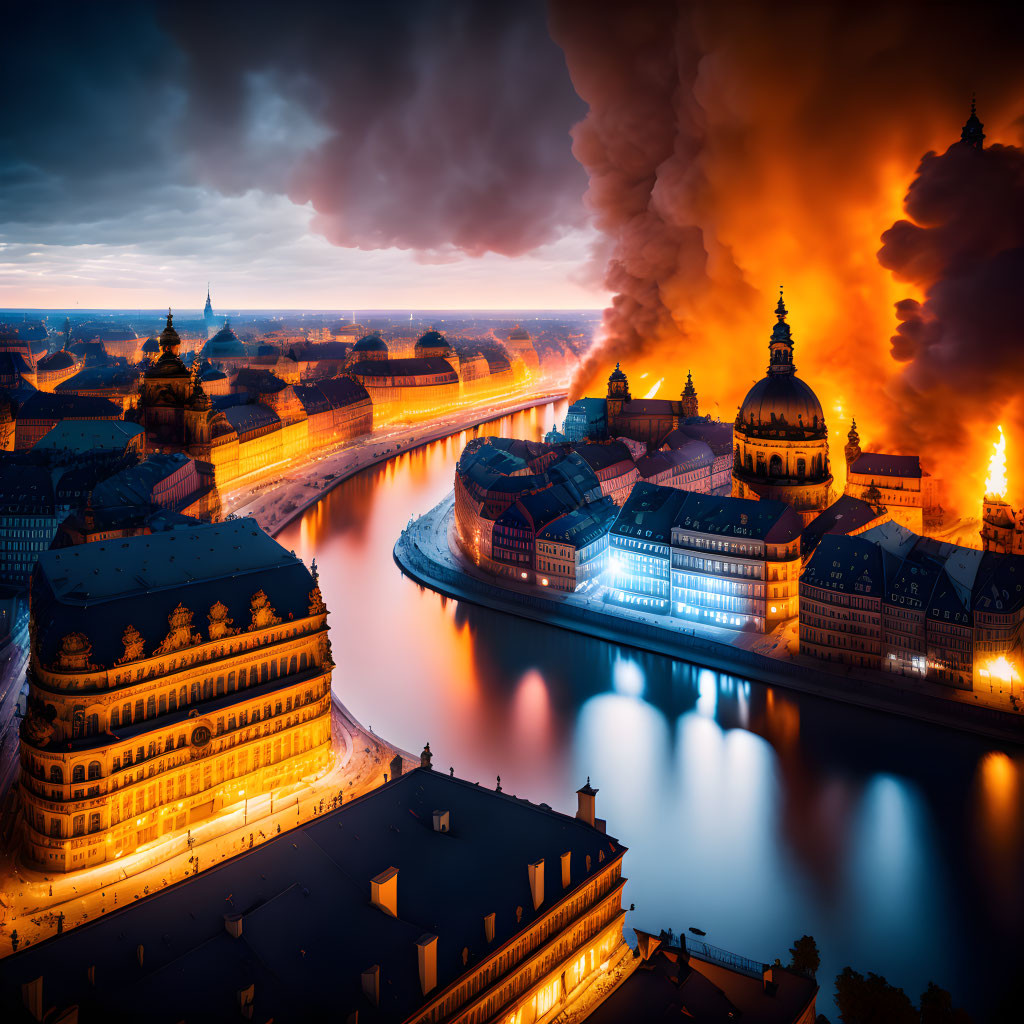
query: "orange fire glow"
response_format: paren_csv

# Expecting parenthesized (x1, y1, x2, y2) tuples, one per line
(985, 425, 1008, 499)
(643, 378, 664, 400)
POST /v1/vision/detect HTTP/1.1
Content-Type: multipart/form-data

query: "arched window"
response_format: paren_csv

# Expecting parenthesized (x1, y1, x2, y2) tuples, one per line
(796, 458, 806, 479)
(72, 707, 85, 738)
(216, 676, 224, 697)
(768, 454, 783, 477)
(168, 690, 177, 712)
(299, 653, 307, 671)
(87, 713, 99, 736)
(87, 761, 101, 780)
(289, 656, 297, 675)
(159, 695, 167, 715)
(111, 707, 119, 728)
(744, 453, 753, 474)
(202, 680, 212, 700)
(49, 765, 63, 784)
(191, 682, 200, 704)
(73, 815, 84, 836)
(134, 700, 144, 722)
(72, 764, 85, 783)
(147, 696, 156, 719)
(179, 687, 187, 708)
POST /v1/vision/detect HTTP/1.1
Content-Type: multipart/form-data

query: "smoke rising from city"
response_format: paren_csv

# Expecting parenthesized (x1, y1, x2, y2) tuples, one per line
(550, 0, 1024, 508)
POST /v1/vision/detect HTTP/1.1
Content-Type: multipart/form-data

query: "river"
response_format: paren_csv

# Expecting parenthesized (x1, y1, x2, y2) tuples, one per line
(277, 399, 1023, 1019)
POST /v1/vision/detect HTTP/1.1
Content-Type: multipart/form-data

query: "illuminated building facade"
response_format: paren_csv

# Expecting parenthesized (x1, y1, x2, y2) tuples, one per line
(348, 357, 461, 428)
(1, 768, 628, 1024)
(19, 519, 332, 871)
(35, 350, 84, 392)
(732, 295, 832, 526)
(843, 422, 940, 532)
(606, 483, 802, 630)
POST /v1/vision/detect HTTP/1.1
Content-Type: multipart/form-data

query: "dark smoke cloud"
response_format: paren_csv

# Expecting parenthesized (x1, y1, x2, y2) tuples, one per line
(549, 0, 1024, 501)
(2, 2, 586, 260)
(160, 0, 587, 258)
(879, 139, 1024, 488)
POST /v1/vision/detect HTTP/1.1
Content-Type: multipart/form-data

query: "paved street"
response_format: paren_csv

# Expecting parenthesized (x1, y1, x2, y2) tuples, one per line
(0, 698, 412, 954)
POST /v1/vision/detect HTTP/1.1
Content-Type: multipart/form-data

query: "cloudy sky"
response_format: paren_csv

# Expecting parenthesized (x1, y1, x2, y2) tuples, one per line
(0, 1, 604, 310)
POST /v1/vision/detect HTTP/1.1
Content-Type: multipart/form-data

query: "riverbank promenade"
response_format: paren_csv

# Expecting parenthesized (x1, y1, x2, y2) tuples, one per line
(395, 493, 1024, 745)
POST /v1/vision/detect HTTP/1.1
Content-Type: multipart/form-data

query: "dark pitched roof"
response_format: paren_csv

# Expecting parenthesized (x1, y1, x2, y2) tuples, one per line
(571, 441, 635, 473)
(801, 494, 886, 557)
(675, 491, 801, 543)
(33, 420, 144, 454)
(348, 357, 457, 381)
(31, 518, 314, 668)
(16, 392, 121, 420)
(610, 482, 686, 544)
(850, 452, 922, 479)
(222, 403, 281, 436)
(801, 533, 888, 598)
(0, 769, 622, 1024)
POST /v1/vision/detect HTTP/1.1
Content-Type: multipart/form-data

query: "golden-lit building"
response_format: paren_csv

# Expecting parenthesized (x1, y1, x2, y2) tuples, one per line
(19, 519, 333, 871)
(843, 420, 940, 533)
(732, 295, 832, 526)
(137, 311, 372, 488)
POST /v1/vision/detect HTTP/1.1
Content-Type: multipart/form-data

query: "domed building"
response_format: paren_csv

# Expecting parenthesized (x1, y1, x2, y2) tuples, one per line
(731, 293, 832, 525)
(414, 329, 459, 376)
(201, 320, 248, 365)
(346, 334, 389, 364)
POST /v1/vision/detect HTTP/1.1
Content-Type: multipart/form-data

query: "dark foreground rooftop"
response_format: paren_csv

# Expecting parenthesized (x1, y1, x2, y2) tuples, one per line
(0, 768, 623, 1024)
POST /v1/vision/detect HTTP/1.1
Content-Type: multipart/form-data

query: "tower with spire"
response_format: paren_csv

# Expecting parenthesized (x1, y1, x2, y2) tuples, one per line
(680, 370, 698, 419)
(768, 287, 795, 374)
(961, 96, 984, 150)
(845, 417, 862, 471)
(203, 283, 217, 339)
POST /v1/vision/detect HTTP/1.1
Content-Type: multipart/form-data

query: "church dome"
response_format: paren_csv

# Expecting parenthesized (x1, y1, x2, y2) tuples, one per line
(202, 322, 246, 359)
(352, 334, 388, 354)
(415, 330, 452, 356)
(737, 374, 826, 435)
(736, 293, 826, 437)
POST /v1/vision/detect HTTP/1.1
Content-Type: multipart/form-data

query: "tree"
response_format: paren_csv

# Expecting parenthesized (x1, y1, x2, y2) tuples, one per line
(919, 982, 973, 1024)
(834, 967, 918, 1024)
(789, 935, 821, 978)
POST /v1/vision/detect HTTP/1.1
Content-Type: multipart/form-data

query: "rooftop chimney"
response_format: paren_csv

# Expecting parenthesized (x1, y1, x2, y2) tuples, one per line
(420, 742, 433, 769)
(371, 867, 398, 917)
(417, 934, 438, 995)
(763, 964, 778, 994)
(484, 912, 496, 943)
(432, 809, 450, 833)
(361, 965, 380, 1006)
(576, 777, 598, 827)
(224, 913, 243, 938)
(238, 983, 255, 1021)
(560, 851, 571, 890)
(528, 860, 545, 910)
(390, 754, 404, 780)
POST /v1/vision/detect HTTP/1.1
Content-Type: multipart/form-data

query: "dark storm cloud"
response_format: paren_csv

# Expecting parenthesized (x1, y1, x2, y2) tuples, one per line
(879, 138, 1024, 464)
(1, 1, 587, 259)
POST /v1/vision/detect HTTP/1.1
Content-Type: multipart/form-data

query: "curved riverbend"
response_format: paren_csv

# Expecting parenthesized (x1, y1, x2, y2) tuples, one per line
(278, 399, 1024, 1019)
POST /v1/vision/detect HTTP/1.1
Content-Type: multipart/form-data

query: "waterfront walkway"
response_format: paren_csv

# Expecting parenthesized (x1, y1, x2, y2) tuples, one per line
(224, 386, 567, 536)
(394, 493, 1024, 745)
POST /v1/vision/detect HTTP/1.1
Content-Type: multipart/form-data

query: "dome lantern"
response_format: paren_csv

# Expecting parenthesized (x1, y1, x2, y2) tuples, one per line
(768, 287, 795, 375)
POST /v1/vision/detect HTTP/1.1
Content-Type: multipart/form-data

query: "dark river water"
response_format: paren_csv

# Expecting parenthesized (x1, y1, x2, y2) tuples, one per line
(277, 400, 1023, 1020)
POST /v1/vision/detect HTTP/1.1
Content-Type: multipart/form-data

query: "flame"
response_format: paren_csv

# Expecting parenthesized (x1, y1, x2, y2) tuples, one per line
(643, 378, 663, 399)
(983, 656, 1017, 685)
(985, 425, 1008, 498)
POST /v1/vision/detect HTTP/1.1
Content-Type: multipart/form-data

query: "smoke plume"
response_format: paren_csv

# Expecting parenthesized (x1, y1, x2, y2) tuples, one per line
(879, 138, 1024, 502)
(159, 1, 587, 259)
(550, 0, 1024, 508)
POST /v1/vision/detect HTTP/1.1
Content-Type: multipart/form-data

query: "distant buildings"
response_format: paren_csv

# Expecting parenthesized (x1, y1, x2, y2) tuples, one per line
(19, 519, 332, 871)
(1, 766, 628, 1023)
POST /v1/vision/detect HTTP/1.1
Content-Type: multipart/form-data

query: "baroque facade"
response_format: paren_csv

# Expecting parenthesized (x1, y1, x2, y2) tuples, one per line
(19, 519, 333, 871)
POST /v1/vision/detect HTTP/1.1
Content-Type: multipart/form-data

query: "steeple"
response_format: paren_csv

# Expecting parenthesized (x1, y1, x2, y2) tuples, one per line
(680, 370, 698, 418)
(844, 416, 862, 470)
(768, 286, 795, 375)
(159, 308, 181, 356)
(961, 95, 984, 150)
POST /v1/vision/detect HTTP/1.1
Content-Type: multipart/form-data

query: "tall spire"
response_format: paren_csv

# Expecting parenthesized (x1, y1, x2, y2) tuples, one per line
(768, 286, 795, 375)
(961, 95, 984, 149)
